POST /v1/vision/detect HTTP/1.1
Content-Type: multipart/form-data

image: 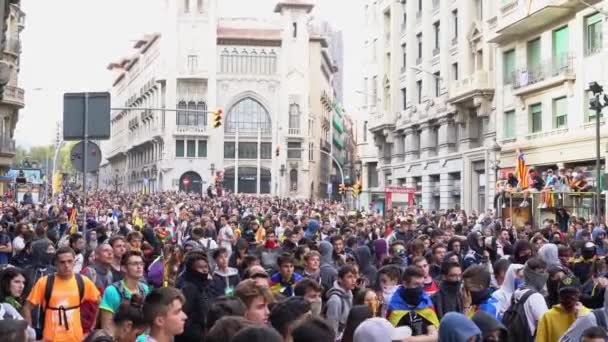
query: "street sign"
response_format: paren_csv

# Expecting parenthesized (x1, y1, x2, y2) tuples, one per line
(327, 183, 333, 195)
(63, 92, 111, 140)
(70, 141, 102, 173)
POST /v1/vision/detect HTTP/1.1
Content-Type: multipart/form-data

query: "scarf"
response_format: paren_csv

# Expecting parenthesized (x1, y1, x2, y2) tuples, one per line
(523, 266, 548, 292)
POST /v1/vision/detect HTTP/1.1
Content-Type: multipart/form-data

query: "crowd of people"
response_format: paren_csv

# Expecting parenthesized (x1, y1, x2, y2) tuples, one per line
(0, 189, 606, 342)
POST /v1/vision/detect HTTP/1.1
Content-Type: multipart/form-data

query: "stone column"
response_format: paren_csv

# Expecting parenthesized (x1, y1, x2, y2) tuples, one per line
(404, 127, 420, 162)
(437, 117, 456, 155)
(393, 132, 405, 163)
(421, 174, 433, 210)
(440, 172, 454, 210)
(420, 122, 437, 159)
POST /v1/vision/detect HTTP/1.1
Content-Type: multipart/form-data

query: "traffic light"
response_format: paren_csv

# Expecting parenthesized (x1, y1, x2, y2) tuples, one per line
(213, 109, 223, 128)
(275, 145, 280, 157)
(338, 183, 346, 194)
(352, 179, 362, 197)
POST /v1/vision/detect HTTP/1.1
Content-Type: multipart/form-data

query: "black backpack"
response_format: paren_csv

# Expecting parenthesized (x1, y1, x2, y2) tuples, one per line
(322, 288, 348, 332)
(41, 274, 85, 332)
(502, 289, 536, 342)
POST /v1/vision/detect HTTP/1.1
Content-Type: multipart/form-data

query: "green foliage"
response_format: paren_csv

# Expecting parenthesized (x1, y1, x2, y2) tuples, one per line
(13, 142, 77, 173)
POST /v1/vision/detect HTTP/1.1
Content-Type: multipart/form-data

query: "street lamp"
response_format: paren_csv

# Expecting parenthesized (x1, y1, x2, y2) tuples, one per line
(588, 81, 605, 224)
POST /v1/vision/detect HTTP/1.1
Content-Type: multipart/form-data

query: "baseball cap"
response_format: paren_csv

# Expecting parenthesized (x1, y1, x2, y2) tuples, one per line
(354, 318, 411, 342)
(558, 275, 581, 293)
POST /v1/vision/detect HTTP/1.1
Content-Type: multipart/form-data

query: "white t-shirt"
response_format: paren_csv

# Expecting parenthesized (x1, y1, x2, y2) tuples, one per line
(199, 237, 218, 250)
(12, 236, 25, 255)
(511, 288, 548, 335)
(218, 225, 234, 253)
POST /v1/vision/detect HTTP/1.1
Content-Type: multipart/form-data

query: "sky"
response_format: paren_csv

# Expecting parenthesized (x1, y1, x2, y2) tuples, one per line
(15, 0, 364, 148)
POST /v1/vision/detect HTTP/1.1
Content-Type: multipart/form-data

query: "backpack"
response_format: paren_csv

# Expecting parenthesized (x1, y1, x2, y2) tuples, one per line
(109, 280, 147, 304)
(502, 289, 536, 342)
(41, 274, 85, 332)
(593, 308, 608, 329)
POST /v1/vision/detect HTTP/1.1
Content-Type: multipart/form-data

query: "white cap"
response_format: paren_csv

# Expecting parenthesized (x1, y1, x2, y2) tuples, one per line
(354, 318, 412, 342)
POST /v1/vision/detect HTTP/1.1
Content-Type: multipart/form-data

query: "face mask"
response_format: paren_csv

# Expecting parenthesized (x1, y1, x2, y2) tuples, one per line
(402, 286, 424, 307)
(470, 288, 491, 305)
(310, 299, 322, 317)
(582, 250, 595, 259)
(516, 254, 531, 264)
(514, 278, 524, 289)
(443, 280, 461, 291)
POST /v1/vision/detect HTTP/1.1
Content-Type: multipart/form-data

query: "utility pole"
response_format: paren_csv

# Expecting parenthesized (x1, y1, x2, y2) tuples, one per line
(588, 82, 605, 225)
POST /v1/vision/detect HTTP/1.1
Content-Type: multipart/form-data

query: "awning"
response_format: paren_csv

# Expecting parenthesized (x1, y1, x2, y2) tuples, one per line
(332, 114, 344, 134)
(332, 100, 344, 116)
(333, 135, 344, 149)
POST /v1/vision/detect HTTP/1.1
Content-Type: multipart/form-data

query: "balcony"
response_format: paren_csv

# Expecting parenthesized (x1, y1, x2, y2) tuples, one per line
(524, 127, 568, 140)
(175, 125, 207, 136)
(5, 36, 20, 55)
(585, 32, 603, 57)
(333, 135, 345, 150)
(512, 55, 575, 96)
(332, 114, 345, 134)
(448, 70, 494, 104)
(1, 86, 24, 108)
(0, 139, 15, 157)
(320, 138, 331, 152)
(490, 0, 601, 44)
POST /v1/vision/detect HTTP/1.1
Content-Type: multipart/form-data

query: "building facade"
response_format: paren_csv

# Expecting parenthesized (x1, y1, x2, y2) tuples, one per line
(0, 1, 25, 193)
(491, 0, 607, 206)
(361, 0, 497, 212)
(100, 0, 340, 198)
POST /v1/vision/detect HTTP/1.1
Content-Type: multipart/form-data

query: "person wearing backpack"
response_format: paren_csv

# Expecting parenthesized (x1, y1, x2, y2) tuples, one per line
(23, 246, 100, 342)
(325, 264, 356, 336)
(503, 257, 549, 342)
(536, 275, 590, 342)
(99, 251, 150, 332)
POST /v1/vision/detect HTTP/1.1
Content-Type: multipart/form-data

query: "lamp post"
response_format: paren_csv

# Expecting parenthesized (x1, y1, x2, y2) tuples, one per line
(490, 140, 502, 215)
(355, 160, 362, 210)
(588, 81, 605, 224)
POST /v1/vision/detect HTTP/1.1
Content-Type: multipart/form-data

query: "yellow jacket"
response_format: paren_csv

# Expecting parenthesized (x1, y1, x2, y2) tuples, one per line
(535, 304, 591, 342)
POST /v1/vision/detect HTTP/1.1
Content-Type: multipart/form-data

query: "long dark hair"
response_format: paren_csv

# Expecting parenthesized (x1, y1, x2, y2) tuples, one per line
(0, 267, 26, 303)
(340, 305, 373, 342)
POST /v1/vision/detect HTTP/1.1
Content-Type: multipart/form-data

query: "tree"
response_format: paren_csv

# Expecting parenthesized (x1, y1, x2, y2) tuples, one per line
(58, 142, 76, 173)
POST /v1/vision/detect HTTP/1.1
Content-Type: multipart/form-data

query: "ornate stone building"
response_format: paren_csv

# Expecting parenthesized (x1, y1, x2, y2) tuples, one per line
(100, 0, 338, 198)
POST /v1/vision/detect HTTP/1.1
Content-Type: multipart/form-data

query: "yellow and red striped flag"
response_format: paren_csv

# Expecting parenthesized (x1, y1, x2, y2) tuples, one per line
(69, 209, 78, 234)
(516, 149, 529, 189)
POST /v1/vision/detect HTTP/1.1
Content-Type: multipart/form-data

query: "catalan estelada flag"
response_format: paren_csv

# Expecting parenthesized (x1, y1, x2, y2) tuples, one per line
(69, 209, 78, 234)
(386, 286, 439, 328)
(515, 149, 529, 189)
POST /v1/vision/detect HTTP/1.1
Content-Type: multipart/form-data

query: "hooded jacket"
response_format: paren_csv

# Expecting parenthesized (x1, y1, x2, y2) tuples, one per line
(319, 241, 338, 290)
(492, 263, 524, 318)
(175, 268, 212, 342)
(471, 310, 507, 341)
(24, 239, 56, 295)
(325, 280, 353, 336)
(209, 266, 240, 299)
(438, 312, 482, 342)
(592, 227, 607, 255)
(463, 232, 484, 269)
(387, 285, 439, 330)
(354, 246, 377, 288)
(538, 244, 561, 268)
(536, 304, 591, 342)
(305, 219, 320, 240)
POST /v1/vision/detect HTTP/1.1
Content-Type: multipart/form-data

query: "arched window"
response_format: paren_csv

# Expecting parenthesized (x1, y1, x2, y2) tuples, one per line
(187, 101, 197, 125)
(197, 101, 207, 126)
(225, 97, 271, 135)
(177, 101, 187, 125)
(289, 103, 300, 130)
(290, 169, 298, 191)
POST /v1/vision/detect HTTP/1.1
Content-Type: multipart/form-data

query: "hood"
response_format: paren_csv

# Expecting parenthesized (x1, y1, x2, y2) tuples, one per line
(471, 310, 507, 338)
(319, 241, 334, 265)
(235, 238, 248, 251)
(593, 227, 606, 242)
(374, 239, 388, 263)
(354, 246, 372, 270)
(305, 219, 320, 237)
(499, 263, 524, 295)
(467, 232, 484, 255)
(512, 240, 533, 264)
(31, 239, 52, 265)
(438, 312, 482, 342)
(538, 243, 560, 267)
